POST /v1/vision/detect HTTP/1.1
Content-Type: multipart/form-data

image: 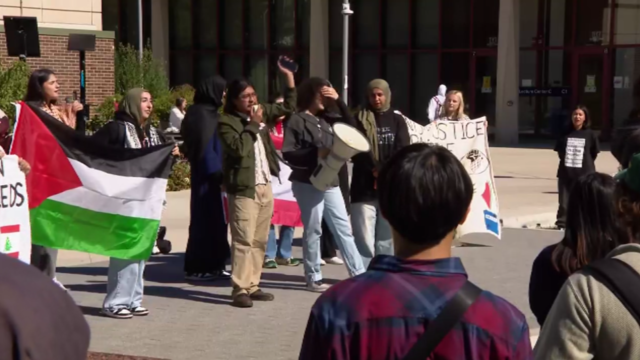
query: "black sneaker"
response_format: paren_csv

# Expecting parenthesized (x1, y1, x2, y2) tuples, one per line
(185, 273, 216, 281)
(130, 306, 149, 316)
(231, 293, 253, 308)
(214, 270, 232, 280)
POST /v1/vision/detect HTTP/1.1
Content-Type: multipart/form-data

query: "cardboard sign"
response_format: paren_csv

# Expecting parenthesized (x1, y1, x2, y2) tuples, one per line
(403, 115, 501, 239)
(0, 155, 31, 263)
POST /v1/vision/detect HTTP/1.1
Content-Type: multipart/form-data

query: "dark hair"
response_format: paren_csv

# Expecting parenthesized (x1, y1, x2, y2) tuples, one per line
(223, 78, 254, 114)
(615, 180, 640, 244)
(269, 92, 284, 104)
(24, 68, 56, 104)
(297, 77, 331, 111)
(378, 143, 473, 247)
(573, 105, 591, 129)
(618, 129, 640, 170)
(552, 173, 624, 275)
(175, 97, 186, 108)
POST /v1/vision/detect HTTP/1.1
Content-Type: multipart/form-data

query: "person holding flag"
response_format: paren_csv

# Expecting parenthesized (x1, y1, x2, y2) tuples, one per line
(426, 84, 447, 123)
(92, 88, 179, 319)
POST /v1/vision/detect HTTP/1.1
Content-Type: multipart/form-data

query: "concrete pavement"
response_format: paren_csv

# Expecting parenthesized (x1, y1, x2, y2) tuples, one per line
(58, 228, 559, 359)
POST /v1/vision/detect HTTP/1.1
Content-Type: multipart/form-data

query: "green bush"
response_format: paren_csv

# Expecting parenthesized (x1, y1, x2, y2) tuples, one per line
(0, 61, 30, 125)
(167, 160, 191, 192)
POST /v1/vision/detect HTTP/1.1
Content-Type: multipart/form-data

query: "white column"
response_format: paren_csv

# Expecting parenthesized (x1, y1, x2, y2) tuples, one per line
(309, 0, 329, 78)
(495, 0, 520, 144)
(151, 0, 170, 77)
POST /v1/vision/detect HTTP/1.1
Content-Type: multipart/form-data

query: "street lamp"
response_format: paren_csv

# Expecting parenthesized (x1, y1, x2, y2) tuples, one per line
(342, 0, 353, 106)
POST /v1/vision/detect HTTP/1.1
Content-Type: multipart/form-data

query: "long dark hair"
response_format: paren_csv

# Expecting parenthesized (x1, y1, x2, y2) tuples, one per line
(24, 68, 56, 104)
(552, 173, 624, 275)
(615, 180, 640, 244)
(573, 105, 591, 129)
(223, 78, 254, 114)
(297, 77, 330, 111)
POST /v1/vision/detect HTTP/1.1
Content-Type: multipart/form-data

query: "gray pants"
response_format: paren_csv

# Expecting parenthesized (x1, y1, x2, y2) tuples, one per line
(30, 245, 58, 279)
(103, 258, 145, 311)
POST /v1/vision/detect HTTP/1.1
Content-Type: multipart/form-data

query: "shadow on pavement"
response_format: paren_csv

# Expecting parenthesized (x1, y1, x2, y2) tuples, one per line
(68, 284, 233, 306)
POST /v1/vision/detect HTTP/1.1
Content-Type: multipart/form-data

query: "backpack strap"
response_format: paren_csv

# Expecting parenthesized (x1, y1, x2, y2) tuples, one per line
(586, 258, 640, 327)
(402, 280, 483, 360)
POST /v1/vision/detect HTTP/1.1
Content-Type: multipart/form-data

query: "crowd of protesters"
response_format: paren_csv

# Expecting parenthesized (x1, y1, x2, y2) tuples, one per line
(2, 58, 640, 360)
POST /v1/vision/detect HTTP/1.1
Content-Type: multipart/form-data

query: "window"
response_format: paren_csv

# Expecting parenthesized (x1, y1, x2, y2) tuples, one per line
(414, 0, 440, 48)
(412, 54, 439, 124)
(441, 0, 471, 49)
(575, 0, 611, 45)
(473, 0, 500, 48)
(614, 0, 640, 45)
(167, 0, 309, 101)
(384, 0, 410, 48)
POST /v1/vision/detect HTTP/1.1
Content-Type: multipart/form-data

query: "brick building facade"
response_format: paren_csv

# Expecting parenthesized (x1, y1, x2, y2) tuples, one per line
(0, 30, 115, 107)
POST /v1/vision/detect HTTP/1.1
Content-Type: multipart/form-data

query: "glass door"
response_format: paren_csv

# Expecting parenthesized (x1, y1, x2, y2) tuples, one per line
(471, 51, 498, 126)
(572, 50, 607, 129)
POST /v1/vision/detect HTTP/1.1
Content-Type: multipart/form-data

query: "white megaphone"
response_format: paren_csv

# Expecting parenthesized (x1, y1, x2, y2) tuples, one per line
(310, 123, 370, 191)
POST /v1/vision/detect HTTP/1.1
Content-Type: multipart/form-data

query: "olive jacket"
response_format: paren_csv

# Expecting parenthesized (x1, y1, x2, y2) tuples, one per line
(218, 87, 296, 198)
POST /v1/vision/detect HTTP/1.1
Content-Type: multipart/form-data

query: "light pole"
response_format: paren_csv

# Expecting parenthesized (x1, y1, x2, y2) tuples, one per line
(138, 0, 143, 62)
(342, 0, 353, 105)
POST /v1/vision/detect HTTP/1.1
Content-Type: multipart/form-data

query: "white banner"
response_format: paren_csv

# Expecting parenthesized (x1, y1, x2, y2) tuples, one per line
(0, 155, 31, 262)
(404, 115, 501, 239)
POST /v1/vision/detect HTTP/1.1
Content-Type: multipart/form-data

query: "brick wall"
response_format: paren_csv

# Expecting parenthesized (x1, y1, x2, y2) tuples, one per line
(0, 33, 115, 107)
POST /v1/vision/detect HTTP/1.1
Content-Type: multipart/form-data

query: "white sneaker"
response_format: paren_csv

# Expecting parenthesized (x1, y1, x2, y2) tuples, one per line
(101, 308, 133, 319)
(320, 258, 327, 266)
(53, 277, 68, 292)
(323, 257, 344, 265)
(307, 281, 330, 293)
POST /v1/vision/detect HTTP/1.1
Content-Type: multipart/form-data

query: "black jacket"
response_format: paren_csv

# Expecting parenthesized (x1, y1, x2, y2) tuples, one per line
(528, 244, 568, 327)
(350, 109, 410, 204)
(282, 100, 355, 187)
(92, 111, 167, 148)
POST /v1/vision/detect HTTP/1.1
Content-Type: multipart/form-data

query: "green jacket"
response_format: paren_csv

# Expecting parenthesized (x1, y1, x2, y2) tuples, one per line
(218, 87, 297, 198)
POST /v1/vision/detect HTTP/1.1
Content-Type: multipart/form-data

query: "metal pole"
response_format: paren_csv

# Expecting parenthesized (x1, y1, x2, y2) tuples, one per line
(342, 0, 353, 106)
(138, 0, 143, 62)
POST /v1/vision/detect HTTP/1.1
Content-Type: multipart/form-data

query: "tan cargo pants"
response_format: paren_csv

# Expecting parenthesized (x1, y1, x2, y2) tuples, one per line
(228, 184, 274, 297)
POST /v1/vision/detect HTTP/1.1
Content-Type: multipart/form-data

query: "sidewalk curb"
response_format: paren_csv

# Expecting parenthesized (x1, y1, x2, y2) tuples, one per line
(501, 212, 557, 230)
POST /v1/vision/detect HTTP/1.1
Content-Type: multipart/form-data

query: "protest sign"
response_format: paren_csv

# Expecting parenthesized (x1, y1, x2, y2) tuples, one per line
(403, 114, 501, 239)
(0, 155, 31, 263)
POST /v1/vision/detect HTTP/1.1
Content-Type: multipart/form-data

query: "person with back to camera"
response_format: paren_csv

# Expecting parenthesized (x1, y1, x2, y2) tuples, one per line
(282, 77, 366, 293)
(528, 172, 625, 327)
(299, 143, 532, 359)
(217, 57, 296, 308)
(534, 151, 640, 359)
(23, 68, 83, 291)
(553, 105, 599, 229)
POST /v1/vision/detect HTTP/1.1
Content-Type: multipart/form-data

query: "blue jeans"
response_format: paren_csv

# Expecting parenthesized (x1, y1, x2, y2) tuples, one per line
(351, 201, 394, 269)
(266, 225, 295, 259)
(103, 258, 145, 311)
(291, 182, 365, 283)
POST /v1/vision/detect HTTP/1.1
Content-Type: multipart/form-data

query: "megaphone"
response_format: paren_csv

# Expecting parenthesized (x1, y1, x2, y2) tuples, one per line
(310, 123, 370, 191)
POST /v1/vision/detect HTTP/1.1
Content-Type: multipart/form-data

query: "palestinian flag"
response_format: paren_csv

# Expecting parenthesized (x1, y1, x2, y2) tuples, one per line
(11, 102, 174, 260)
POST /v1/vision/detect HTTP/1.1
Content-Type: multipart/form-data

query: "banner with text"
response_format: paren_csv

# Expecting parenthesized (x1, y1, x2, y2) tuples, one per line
(404, 115, 501, 239)
(0, 155, 31, 262)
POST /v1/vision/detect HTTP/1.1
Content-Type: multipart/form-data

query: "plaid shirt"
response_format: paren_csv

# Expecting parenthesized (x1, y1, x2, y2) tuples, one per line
(299, 256, 532, 360)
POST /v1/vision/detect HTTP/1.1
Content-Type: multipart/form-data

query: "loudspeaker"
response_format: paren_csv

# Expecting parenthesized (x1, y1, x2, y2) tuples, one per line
(68, 34, 96, 52)
(310, 123, 370, 191)
(3, 16, 40, 58)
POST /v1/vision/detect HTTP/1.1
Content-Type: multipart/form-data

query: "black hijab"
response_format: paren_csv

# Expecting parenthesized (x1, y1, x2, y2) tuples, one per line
(181, 75, 226, 163)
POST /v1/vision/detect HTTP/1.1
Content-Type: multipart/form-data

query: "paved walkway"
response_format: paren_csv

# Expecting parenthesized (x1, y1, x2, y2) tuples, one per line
(59, 228, 558, 360)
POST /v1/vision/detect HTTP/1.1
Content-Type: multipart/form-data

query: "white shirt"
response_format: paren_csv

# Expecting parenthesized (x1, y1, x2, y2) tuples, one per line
(169, 106, 185, 130)
(254, 124, 271, 186)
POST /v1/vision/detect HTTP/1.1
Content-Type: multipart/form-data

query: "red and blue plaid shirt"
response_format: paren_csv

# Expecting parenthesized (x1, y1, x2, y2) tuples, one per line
(299, 255, 532, 360)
